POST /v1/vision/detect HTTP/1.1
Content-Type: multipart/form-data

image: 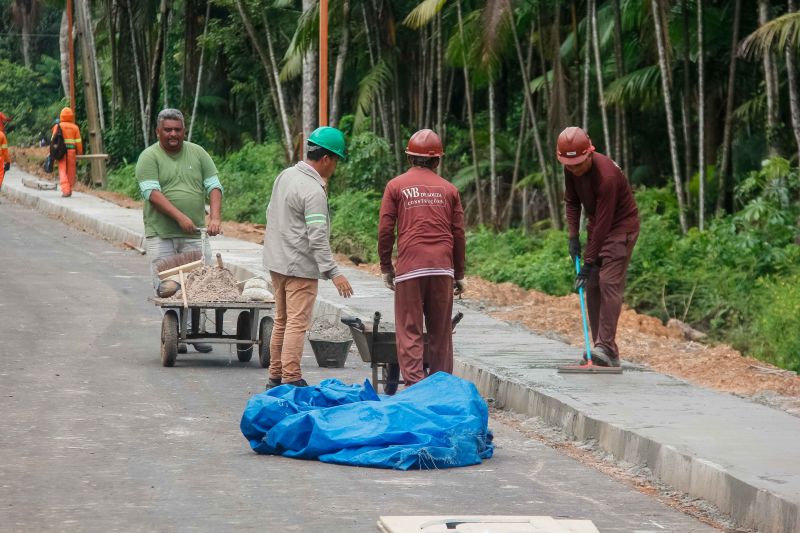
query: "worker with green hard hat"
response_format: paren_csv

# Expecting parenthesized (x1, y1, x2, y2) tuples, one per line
(261, 126, 353, 390)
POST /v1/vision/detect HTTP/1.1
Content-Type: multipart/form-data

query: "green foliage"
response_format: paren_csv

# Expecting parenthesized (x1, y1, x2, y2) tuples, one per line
(104, 118, 141, 168)
(749, 275, 800, 372)
(106, 163, 140, 199)
(334, 132, 395, 193)
(0, 59, 63, 143)
(218, 142, 286, 224)
(466, 227, 574, 295)
(328, 190, 382, 263)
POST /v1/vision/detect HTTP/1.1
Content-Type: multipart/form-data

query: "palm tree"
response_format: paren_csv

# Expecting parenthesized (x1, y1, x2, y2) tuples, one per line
(741, 10, 800, 163)
(651, 0, 688, 233)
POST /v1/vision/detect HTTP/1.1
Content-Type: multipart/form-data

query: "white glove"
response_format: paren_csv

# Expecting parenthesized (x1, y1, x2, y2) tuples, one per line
(383, 272, 395, 291)
(454, 279, 466, 296)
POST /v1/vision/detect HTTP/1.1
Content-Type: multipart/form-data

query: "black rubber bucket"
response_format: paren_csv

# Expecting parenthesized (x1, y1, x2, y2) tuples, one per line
(309, 339, 352, 368)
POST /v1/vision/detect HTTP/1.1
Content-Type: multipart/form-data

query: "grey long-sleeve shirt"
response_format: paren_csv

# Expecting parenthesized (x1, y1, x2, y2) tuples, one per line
(262, 162, 340, 280)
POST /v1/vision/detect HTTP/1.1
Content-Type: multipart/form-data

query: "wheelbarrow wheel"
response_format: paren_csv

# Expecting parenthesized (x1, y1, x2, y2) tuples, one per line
(258, 316, 273, 368)
(382, 363, 401, 395)
(161, 311, 179, 367)
(236, 311, 254, 362)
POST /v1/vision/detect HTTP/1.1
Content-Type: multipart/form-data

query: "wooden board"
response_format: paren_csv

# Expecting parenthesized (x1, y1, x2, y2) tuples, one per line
(149, 297, 275, 309)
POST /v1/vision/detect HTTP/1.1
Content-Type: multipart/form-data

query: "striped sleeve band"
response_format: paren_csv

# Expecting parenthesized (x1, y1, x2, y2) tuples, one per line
(203, 175, 223, 195)
(138, 180, 161, 200)
(305, 213, 327, 225)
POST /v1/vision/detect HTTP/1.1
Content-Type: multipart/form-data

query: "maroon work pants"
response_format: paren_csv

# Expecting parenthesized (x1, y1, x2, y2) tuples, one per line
(394, 275, 454, 386)
(585, 230, 638, 358)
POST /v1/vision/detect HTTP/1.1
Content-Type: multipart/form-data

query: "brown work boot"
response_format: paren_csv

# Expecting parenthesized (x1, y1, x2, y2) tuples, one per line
(590, 345, 620, 367)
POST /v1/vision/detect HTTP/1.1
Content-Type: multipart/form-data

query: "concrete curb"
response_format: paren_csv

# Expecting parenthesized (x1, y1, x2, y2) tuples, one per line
(454, 360, 798, 533)
(4, 176, 798, 533)
(3, 182, 145, 249)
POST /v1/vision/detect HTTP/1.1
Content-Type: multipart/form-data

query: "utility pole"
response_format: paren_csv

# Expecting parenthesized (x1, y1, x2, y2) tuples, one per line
(319, 0, 328, 126)
(75, 0, 106, 186)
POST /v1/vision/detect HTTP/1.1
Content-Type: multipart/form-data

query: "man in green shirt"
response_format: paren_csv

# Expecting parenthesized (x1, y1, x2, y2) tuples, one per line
(136, 108, 224, 353)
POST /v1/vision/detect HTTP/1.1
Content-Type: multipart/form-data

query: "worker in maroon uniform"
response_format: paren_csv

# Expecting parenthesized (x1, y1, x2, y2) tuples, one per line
(378, 129, 466, 387)
(558, 126, 639, 367)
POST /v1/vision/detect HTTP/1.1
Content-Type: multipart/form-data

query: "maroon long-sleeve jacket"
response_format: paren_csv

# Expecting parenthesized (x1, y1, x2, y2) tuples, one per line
(564, 152, 640, 264)
(378, 166, 466, 283)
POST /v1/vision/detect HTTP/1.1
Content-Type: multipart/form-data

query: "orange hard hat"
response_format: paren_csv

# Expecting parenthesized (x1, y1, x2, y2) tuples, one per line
(556, 127, 595, 165)
(405, 129, 444, 157)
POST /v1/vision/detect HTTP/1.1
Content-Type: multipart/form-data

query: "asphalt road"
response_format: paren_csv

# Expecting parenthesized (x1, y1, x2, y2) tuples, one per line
(0, 201, 714, 532)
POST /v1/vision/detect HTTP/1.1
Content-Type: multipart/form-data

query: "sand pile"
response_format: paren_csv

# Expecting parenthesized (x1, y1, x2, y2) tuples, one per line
(181, 265, 241, 302)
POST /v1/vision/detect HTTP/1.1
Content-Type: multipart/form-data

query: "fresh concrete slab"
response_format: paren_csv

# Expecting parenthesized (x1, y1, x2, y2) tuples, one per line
(3, 165, 799, 532)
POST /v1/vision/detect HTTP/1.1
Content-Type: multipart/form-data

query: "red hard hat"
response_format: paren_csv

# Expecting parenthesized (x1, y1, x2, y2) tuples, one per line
(556, 127, 595, 165)
(405, 129, 444, 157)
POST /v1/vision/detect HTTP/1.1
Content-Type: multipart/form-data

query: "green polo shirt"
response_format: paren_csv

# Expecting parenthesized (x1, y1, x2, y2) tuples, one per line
(135, 141, 222, 238)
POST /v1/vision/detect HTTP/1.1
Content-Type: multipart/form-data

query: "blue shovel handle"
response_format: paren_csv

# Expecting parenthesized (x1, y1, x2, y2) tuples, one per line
(576, 257, 592, 364)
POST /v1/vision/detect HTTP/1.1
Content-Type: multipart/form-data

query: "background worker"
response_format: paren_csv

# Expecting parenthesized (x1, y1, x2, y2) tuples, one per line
(378, 129, 466, 387)
(136, 108, 223, 354)
(262, 126, 353, 389)
(558, 126, 640, 368)
(51, 107, 83, 197)
(0, 112, 10, 190)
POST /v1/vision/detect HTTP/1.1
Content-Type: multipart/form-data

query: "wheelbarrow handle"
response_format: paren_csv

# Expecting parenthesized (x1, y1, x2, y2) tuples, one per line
(451, 311, 464, 332)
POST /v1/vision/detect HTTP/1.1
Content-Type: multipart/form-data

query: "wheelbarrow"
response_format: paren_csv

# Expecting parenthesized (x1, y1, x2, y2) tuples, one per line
(342, 311, 464, 395)
(151, 298, 275, 368)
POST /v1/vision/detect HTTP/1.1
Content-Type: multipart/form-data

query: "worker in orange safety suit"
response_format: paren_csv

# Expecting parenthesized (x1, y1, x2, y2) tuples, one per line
(0, 112, 11, 190)
(51, 107, 83, 197)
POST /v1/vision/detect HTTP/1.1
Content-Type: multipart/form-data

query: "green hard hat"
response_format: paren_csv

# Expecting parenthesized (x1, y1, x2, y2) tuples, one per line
(308, 126, 347, 160)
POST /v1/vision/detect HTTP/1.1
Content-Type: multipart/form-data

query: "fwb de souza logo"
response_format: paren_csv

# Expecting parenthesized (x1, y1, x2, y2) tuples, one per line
(401, 186, 445, 207)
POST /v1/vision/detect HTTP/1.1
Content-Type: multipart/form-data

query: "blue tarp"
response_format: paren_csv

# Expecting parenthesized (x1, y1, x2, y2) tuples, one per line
(240, 372, 494, 470)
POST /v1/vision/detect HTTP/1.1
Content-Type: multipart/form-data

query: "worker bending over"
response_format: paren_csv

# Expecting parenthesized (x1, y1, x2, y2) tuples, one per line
(378, 129, 466, 387)
(558, 126, 640, 367)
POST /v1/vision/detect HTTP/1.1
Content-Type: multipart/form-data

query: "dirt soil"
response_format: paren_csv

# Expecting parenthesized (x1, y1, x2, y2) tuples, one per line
(13, 151, 797, 414)
(342, 255, 800, 415)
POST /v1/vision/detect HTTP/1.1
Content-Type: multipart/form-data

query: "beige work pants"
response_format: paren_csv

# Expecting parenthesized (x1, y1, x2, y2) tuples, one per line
(268, 271, 318, 383)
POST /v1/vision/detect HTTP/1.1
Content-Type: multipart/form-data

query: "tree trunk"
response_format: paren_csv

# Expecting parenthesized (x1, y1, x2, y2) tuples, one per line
(508, 0, 560, 229)
(759, 0, 781, 155)
(651, 0, 688, 233)
(75, 0, 106, 186)
(330, 0, 350, 128)
(14, 0, 35, 68)
(489, 80, 498, 226)
(591, 0, 612, 158)
(611, 0, 628, 169)
(125, 0, 148, 146)
(302, 0, 318, 155)
(785, 0, 800, 164)
(143, 0, 170, 146)
(436, 11, 444, 173)
(106, 0, 118, 125)
(504, 30, 534, 227)
(181, 0, 205, 105)
(59, 11, 71, 100)
(456, 0, 485, 225)
(581, 0, 591, 129)
(681, 0, 693, 204)
(361, 4, 391, 143)
(188, 1, 210, 142)
(697, 0, 706, 230)
(262, 11, 293, 157)
(716, 0, 741, 214)
(234, 0, 293, 160)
